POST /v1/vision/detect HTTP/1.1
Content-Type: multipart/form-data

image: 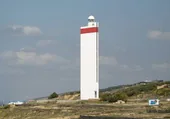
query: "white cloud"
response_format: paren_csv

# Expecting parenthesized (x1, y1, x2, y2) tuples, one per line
(20, 47, 36, 52)
(119, 64, 143, 72)
(9, 25, 42, 36)
(100, 56, 118, 65)
(100, 56, 143, 72)
(0, 50, 69, 66)
(59, 60, 79, 71)
(36, 40, 57, 47)
(152, 63, 170, 71)
(0, 67, 25, 75)
(119, 65, 131, 71)
(114, 46, 126, 52)
(1, 51, 17, 60)
(134, 65, 144, 71)
(148, 30, 170, 40)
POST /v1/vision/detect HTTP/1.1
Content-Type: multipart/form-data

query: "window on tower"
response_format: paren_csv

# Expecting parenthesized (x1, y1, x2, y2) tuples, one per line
(88, 19, 94, 22)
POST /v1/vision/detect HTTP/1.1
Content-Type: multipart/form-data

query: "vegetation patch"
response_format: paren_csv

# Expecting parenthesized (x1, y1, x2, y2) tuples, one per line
(100, 92, 128, 103)
(146, 106, 170, 113)
(48, 92, 58, 99)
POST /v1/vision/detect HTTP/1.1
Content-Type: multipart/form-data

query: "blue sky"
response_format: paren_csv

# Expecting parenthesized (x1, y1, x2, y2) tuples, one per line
(0, 0, 170, 102)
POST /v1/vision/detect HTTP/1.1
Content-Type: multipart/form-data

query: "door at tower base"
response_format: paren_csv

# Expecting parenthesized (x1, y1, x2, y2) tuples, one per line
(80, 16, 99, 100)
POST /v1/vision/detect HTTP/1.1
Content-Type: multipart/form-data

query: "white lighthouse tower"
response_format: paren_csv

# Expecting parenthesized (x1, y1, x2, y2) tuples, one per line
(80, 15, 99, 100)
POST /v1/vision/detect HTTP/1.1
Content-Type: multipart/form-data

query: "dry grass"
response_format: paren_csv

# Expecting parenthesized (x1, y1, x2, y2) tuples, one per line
(0, 100, 170, 119)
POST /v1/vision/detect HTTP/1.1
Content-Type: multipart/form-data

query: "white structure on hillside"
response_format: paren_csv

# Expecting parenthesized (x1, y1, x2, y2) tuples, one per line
(8, 101, 24, 105)
(80, 15, 99, 100)
(148, 99, 160, 106)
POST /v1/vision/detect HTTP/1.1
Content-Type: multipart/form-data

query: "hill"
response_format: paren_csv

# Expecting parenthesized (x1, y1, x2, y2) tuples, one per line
(34, 80, 170, 101)
(1, 80, 170, 119)
(59, 80, 170, 100)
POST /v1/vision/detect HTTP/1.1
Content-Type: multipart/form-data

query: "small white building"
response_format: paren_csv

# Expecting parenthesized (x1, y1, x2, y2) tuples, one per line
(80, 15, 99, 100)
(8, 101, 24, 105)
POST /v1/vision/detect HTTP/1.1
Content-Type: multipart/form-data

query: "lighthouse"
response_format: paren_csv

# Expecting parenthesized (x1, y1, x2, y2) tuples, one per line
(80, 15, 99, 100)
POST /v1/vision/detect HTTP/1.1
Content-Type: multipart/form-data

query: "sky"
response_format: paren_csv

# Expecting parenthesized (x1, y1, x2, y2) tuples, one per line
(0, 0, 170, 102)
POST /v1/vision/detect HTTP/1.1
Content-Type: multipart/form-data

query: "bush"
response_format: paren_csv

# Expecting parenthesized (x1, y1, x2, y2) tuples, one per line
(48, 92, 58, 99)
(100, 93, 117, 102)
(107, 95, 117, 103)
(121, 83, 157, 97)
(164, 81, 170, 84)
(156, 89, 170, 96)
(100, 93, 111, 101)
(100, 92, 128, 103)
(3, 105, 10, 109)
(125, 89, 139, 97)
(113, 92, 128, 102)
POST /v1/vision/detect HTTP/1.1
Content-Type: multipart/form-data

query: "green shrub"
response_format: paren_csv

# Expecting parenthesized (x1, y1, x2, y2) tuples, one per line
(3, 105, 10, 109)
(164, 81, 170, 84)
(48, 92, 58, 99)
(100, 92, 128, 103)
(107, 95, 117, 103)
(100, 93, 111, 101)
(120, 83, 158, 97)
(156, 89, 170, 96)
(125, 89, 139, 97)
(114, 92, 128, 102)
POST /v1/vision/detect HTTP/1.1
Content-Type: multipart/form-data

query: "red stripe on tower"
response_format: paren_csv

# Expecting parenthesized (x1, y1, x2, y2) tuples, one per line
(80, 27, 98, 34)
